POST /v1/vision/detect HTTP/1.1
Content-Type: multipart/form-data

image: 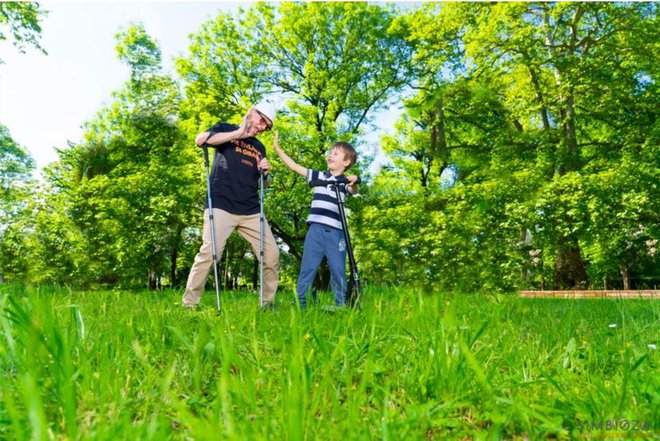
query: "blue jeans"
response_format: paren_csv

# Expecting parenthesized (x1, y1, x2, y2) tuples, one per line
(296, 224, 347, 308)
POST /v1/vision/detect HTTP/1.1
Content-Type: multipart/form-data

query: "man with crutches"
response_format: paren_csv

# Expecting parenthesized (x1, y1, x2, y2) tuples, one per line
(182, 102, 279, 312)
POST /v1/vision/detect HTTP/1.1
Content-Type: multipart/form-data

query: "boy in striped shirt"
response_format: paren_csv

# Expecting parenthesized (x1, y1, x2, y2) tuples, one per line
(273, 133, 359, 309)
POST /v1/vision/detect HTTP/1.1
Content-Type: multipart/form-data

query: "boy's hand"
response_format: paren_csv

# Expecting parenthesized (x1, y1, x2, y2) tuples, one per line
(346, 175, 360, 194)
(271, 132, 307, 177)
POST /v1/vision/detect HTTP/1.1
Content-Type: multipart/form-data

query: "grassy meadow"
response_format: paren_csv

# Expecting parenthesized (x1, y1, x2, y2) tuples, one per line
(0, 284, 658, 440)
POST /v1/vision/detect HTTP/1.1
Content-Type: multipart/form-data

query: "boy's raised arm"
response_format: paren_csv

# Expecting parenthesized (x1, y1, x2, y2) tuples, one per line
(273, 131, 308, 177)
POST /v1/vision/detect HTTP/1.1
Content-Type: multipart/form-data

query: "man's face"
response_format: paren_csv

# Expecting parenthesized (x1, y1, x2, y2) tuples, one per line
(248, 108, 273, 134)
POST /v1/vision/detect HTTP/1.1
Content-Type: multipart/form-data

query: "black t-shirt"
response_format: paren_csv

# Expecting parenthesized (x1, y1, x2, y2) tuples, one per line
(206, 122, 266, 215)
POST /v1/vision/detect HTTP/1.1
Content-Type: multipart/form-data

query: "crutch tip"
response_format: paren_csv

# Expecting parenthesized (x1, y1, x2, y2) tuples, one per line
(259, 302, 276, 312)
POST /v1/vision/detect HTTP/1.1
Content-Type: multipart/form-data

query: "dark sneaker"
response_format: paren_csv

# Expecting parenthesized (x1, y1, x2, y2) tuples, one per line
(320, 304, 347, 313)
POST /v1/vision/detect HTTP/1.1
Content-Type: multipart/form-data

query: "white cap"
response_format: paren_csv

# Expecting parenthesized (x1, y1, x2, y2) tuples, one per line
(253, 100, 277, 127)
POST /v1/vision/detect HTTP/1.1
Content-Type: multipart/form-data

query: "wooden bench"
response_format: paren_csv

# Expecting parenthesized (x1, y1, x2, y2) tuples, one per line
(518, 290, 660, 299)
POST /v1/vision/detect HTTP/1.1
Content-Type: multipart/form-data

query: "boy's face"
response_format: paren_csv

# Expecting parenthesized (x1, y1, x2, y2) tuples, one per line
(327, 147, 351, 174)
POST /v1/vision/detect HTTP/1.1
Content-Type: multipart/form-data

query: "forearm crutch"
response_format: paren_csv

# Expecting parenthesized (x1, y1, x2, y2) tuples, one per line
(203, 146, 222, 315)
(259, 169, 265, 307)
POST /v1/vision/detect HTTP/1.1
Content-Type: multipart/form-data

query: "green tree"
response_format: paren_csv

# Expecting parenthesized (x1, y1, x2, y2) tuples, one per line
(176, 2, 414, 288)
(35, 24, 199, 288)
(0, 124, 34, 220)
(0, 2, 47, 62)
(0, 125, 36, 280)
(365, 2, 659, 290)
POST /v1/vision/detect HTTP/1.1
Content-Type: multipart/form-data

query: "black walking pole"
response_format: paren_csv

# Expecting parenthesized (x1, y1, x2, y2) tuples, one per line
(331, 180, 361, 308)
(203, 146, 222, 315)
(259, 169, 265, 307)
(308, 177, 362, 309)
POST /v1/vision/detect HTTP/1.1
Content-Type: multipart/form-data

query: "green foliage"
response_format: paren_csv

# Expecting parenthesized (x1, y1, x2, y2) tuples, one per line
(1, 285, 658, 439)
(4, 25, 200, 288)
(0, 124, 35, 222)
(0, 2, 47, 62)
(252, 3, 412, 141)
(115, 23, 161, 80)
(362, 2, 659, 291)
(1, 2, 657, 291)
(0, 125, 36, 279)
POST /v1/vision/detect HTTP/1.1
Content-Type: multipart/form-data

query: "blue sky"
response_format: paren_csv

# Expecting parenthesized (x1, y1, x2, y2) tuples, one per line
(0, 1, 399, 173)
(0, 2, 247, 169)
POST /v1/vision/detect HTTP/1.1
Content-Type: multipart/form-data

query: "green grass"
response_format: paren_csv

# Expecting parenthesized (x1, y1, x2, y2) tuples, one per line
(0, 284, 658, 440)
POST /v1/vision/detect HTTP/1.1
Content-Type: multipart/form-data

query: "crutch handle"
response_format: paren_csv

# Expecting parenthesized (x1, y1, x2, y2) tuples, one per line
(202, 146, 210, 167)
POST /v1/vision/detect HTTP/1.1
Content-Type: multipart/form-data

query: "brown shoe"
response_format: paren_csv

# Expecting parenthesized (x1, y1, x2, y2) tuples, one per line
(260, 302, 276, 311)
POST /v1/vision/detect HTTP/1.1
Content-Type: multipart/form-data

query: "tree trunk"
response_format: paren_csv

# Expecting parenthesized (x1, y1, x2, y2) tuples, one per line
(148, 269, 158, 290)
(562, 92, 579, 172)
(544, 4, 581, 176)
(428, 95, 450, 186)
(553, 236, 589, 290)
(252, 257, 258, 292)
(520, 228, 528, 285)
(170, 227, 183, 288)
(526, 62, 551, 131)
(170, 247, 178, 288)
(620, 265, 630, 290)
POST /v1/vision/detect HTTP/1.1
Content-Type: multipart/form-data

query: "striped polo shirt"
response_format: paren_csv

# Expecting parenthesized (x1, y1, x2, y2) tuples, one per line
(306, 170, 347, 231)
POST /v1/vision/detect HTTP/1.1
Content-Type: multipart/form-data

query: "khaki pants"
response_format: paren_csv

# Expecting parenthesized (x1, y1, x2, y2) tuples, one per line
(182, 209, 279, 307)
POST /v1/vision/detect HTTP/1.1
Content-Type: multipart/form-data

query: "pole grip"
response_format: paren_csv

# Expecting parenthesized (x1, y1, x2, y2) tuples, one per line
(308, 176, 361, 187)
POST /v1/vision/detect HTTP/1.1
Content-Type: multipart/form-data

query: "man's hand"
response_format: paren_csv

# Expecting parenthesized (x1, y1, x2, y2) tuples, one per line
(195, 132, 212, 146)
(258, 157, 272, 174)
(239, 109, 264, 138)
(237, 116, 253, 138)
